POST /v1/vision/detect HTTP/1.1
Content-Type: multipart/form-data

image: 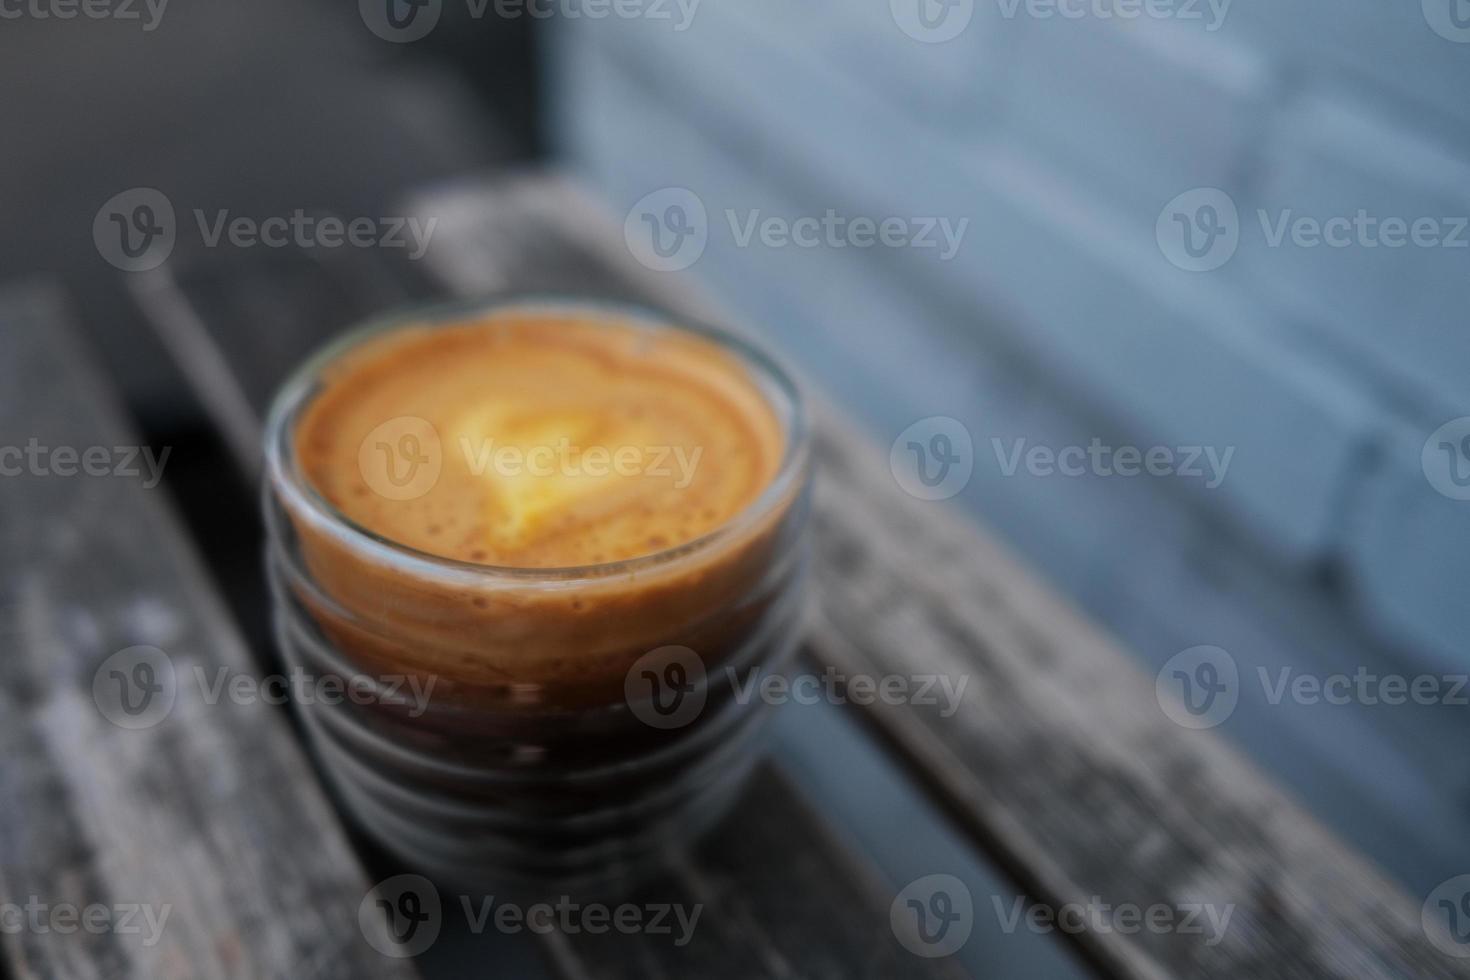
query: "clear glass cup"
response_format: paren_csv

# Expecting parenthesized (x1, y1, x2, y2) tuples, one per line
(262, 296, 811, 895)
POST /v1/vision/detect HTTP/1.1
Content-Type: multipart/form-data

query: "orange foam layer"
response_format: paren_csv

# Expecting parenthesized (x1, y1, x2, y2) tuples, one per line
(295, 310, 785, 568)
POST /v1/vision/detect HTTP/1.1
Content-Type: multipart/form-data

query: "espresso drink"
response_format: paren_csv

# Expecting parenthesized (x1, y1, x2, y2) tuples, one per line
(298, 314, 784, 568)
(264, 300, 809, 891)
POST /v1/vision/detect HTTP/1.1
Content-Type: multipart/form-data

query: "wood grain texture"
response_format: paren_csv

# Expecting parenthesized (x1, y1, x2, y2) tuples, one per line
(0, 285, 418, 980)
(538, 765, 959, 980)
(396, 172, 1468, 980)
(126, 229, 968, 979)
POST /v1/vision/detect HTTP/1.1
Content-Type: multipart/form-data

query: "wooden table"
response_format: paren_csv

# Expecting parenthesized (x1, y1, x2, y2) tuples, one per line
(0, 171, 1462, 979)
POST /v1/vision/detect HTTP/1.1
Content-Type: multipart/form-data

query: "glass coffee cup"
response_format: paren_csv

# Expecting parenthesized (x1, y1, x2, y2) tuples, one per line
(262, 297, 811, 894)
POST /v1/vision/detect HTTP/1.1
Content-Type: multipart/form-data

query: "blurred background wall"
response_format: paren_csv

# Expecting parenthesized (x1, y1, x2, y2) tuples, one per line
(541, 3, 1470, 896)
(0, 0, 530, 420)
(2, 0, 1466, 908)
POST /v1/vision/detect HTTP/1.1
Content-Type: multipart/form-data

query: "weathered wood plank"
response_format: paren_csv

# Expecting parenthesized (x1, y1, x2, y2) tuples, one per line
(537, 765, 954, 980)
(397, 172, 1468, 980)
(0, 285, 417, 979)
(128, 235, 969, 979)
(135, 248, 421, 476)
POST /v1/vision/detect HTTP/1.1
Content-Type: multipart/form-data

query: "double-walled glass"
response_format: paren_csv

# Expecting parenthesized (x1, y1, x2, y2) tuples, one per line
(262, 297, 810, 894)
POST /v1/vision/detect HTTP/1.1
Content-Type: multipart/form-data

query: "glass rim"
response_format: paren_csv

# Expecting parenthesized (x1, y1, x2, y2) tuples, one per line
(263, 292, 810, 586)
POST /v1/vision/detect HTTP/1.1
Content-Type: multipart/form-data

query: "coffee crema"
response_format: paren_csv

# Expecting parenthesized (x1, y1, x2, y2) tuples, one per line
(295, 312, 785, 568)
(273, 304, 806, 712)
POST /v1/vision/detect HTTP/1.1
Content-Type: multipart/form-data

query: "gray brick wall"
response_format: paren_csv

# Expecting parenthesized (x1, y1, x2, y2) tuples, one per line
(545, 3, 1470, 896)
